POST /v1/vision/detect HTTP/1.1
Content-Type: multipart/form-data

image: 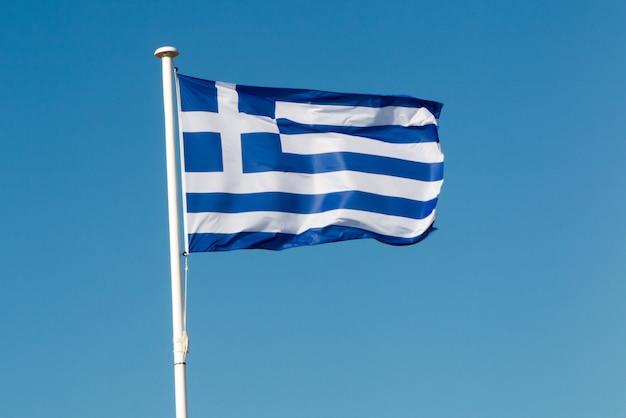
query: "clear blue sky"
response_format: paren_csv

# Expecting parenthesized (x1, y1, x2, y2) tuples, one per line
(1, 1, 625, 417)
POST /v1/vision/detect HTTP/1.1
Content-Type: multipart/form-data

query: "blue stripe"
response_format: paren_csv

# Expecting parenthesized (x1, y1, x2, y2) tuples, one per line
(236, 84, 443, 119)
(183, 132, 223, 172)
(178, 74, 218, 112)
(277, 120, 439, 143)
(178, 74, 443, 119)
(188, 224, 436, 252)
(187, 192, 437, 219)
(241, 133, 443, 181)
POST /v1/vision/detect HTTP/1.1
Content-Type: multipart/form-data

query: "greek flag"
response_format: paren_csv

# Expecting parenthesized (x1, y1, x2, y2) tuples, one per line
(177, 74, 444, 252)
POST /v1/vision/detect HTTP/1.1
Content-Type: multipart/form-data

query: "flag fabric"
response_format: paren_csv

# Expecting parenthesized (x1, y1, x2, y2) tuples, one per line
(177, 74, 444, 252)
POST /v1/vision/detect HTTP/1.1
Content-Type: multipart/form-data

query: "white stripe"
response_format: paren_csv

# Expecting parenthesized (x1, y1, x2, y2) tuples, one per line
(275, 102, 437, 127)
(185, 171, 443, 202)
(280, 133, 443, 163)
(187, 209, 436, 238)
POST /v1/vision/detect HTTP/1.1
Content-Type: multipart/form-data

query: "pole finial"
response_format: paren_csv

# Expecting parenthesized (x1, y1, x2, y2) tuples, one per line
(155, 46, 179, 59)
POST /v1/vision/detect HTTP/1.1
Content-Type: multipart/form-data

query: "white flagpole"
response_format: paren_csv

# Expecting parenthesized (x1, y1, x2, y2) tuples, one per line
(154, 46, 188, 418)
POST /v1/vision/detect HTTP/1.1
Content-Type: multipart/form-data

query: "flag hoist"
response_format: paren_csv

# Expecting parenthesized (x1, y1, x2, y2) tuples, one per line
(154, 46, 188, 418)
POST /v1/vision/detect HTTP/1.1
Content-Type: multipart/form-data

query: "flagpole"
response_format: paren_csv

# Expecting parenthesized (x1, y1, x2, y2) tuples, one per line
(154, 46, 188, 418)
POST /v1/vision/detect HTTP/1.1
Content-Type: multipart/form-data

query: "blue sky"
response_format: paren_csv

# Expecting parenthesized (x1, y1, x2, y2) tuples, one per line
(1, 1, 625, 417)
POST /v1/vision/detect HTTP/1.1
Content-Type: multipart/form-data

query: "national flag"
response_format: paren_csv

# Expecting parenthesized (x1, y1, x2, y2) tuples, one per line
(177, 74, 444, 252)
